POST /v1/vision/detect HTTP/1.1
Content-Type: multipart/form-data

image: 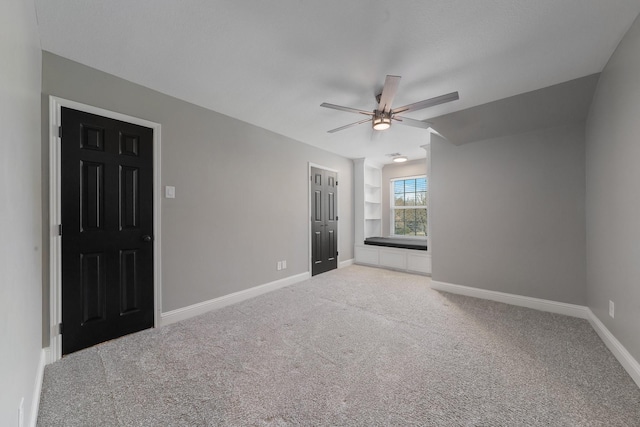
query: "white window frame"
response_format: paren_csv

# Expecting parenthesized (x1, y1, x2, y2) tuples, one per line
(390, 174, 428, 239)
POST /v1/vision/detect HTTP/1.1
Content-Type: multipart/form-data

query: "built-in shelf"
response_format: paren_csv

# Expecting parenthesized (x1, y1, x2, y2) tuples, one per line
(363, 164, 381, 239)
(354, 159, 382, 244)
(364, 190, 381, 204)
(353, 158, 431, 275)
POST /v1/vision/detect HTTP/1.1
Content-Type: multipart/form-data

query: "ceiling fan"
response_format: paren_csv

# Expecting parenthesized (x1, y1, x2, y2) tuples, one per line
(320, 75, 459, 133)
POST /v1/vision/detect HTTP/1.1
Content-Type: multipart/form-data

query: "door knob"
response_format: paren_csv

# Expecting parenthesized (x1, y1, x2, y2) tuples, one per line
(141, 235, 153, 242)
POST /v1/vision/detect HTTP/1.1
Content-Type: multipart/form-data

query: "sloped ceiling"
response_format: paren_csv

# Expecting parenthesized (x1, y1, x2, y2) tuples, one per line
(35, 1, 640, 164)
(431, 73, 601, 146)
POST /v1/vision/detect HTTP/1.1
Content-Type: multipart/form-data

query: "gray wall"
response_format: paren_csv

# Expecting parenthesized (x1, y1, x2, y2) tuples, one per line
(0, 0, 43, 425)
(41, 53, 354, 330)
(585, 14, 640, 361)
(431, 124, 586, 304)
(381, 159, 427, 237)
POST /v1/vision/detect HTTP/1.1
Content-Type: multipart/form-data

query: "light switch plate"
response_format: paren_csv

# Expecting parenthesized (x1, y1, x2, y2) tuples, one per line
(165, 186, 175, 199)
(609, 300, 614, 318)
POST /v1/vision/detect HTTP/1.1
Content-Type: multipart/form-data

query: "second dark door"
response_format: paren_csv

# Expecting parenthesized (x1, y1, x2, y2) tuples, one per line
(61, 107, 155, 355)
(311, 167, 338, 276)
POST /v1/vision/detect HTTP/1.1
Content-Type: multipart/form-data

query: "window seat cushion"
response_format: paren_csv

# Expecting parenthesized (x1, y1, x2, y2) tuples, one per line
(364, 237, 428, 251)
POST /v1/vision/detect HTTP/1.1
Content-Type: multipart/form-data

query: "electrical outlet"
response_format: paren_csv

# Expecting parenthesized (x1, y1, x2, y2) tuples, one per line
(609, 300, 615, 318)
(277, 261, 282, 271)
(18, 397, 24, 427)
(282, 260, 286, 269)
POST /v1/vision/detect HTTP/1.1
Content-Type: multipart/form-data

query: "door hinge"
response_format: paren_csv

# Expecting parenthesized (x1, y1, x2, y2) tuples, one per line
(336, 181, 338, 186)
(58, 126, 62, 138)
(58, 224, 62, 236)
(337, 251, 339, 256)
(58, 323, 63, 335)
(336, 216, 338, 221)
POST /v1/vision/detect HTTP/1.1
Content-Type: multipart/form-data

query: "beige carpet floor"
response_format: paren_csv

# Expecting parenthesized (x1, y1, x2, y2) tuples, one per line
(38, 265, 640, 426)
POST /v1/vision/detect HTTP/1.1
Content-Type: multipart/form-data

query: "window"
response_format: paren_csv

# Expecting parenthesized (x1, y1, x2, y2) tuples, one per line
(391, 176, 427, 237)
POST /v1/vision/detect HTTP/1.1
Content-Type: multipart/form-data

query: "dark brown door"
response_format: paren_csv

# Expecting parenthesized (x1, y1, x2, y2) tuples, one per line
(61, 107, 154, 355)
(311, 167, 338, 276)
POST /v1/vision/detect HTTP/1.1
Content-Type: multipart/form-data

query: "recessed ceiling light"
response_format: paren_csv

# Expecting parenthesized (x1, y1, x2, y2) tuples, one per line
(393, 156, 408, 163)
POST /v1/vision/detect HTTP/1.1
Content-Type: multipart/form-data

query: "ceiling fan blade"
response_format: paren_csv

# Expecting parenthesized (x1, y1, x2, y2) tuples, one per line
(392, 91, 459, 115)
(327, 118, 371, 133)
(393, 116, 433, 129)
(377, 75, 401, 113)
(320, 102, 374, 116)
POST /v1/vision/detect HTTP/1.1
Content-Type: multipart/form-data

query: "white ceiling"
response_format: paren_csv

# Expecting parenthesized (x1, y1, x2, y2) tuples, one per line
(35, 1, 640, 165)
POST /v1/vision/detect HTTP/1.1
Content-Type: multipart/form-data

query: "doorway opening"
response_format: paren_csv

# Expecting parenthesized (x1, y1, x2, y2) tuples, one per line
(48, 97, 162, 362)
(309, 164, 339, 276)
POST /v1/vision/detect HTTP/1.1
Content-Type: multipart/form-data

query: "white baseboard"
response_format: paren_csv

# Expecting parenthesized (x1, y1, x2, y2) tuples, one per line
(339, 258, 354, 268)
(587, 309, 640, 388)
(430, 280, 640, 388)
(161, 272, 310, 326)
(30, 348, 48, 427)
(430, 280, 589, 319)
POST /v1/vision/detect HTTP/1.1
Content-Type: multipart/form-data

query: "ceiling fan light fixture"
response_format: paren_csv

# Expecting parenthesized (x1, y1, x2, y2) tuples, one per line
(321, 75, 459, 134)
(393, 156, 408, 163)
(372, 114, 391, 131)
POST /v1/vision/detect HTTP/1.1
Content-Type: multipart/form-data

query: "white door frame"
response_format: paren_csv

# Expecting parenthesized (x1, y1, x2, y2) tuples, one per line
(421, 142, 432, 255)
(308, 163, 340, 275)
(48, 96, 162, 363)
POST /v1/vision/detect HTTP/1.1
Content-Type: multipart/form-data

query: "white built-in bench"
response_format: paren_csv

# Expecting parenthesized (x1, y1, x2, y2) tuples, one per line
(354, 237, 431, 275)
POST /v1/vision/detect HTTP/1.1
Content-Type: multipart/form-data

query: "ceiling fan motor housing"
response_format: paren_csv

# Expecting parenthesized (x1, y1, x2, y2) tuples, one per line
(373, 110, 392, 130)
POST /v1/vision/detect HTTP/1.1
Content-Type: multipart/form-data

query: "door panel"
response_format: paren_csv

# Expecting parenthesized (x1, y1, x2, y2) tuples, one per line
(328, 192, 335, 221)
(80, 125, 104, 151)
(120, 166, 139, 229)
(314, 190, 322, 221)
(81, 161, 104, 231)
(120, 133, 139, 156)
(313, 231, 322, 264)
(80, 252, 106, 324)
(119, 249, 140, 314)
(311, 167, 338, 276)
(328, 230, 335, 262)
(62, 107, 154, 355)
